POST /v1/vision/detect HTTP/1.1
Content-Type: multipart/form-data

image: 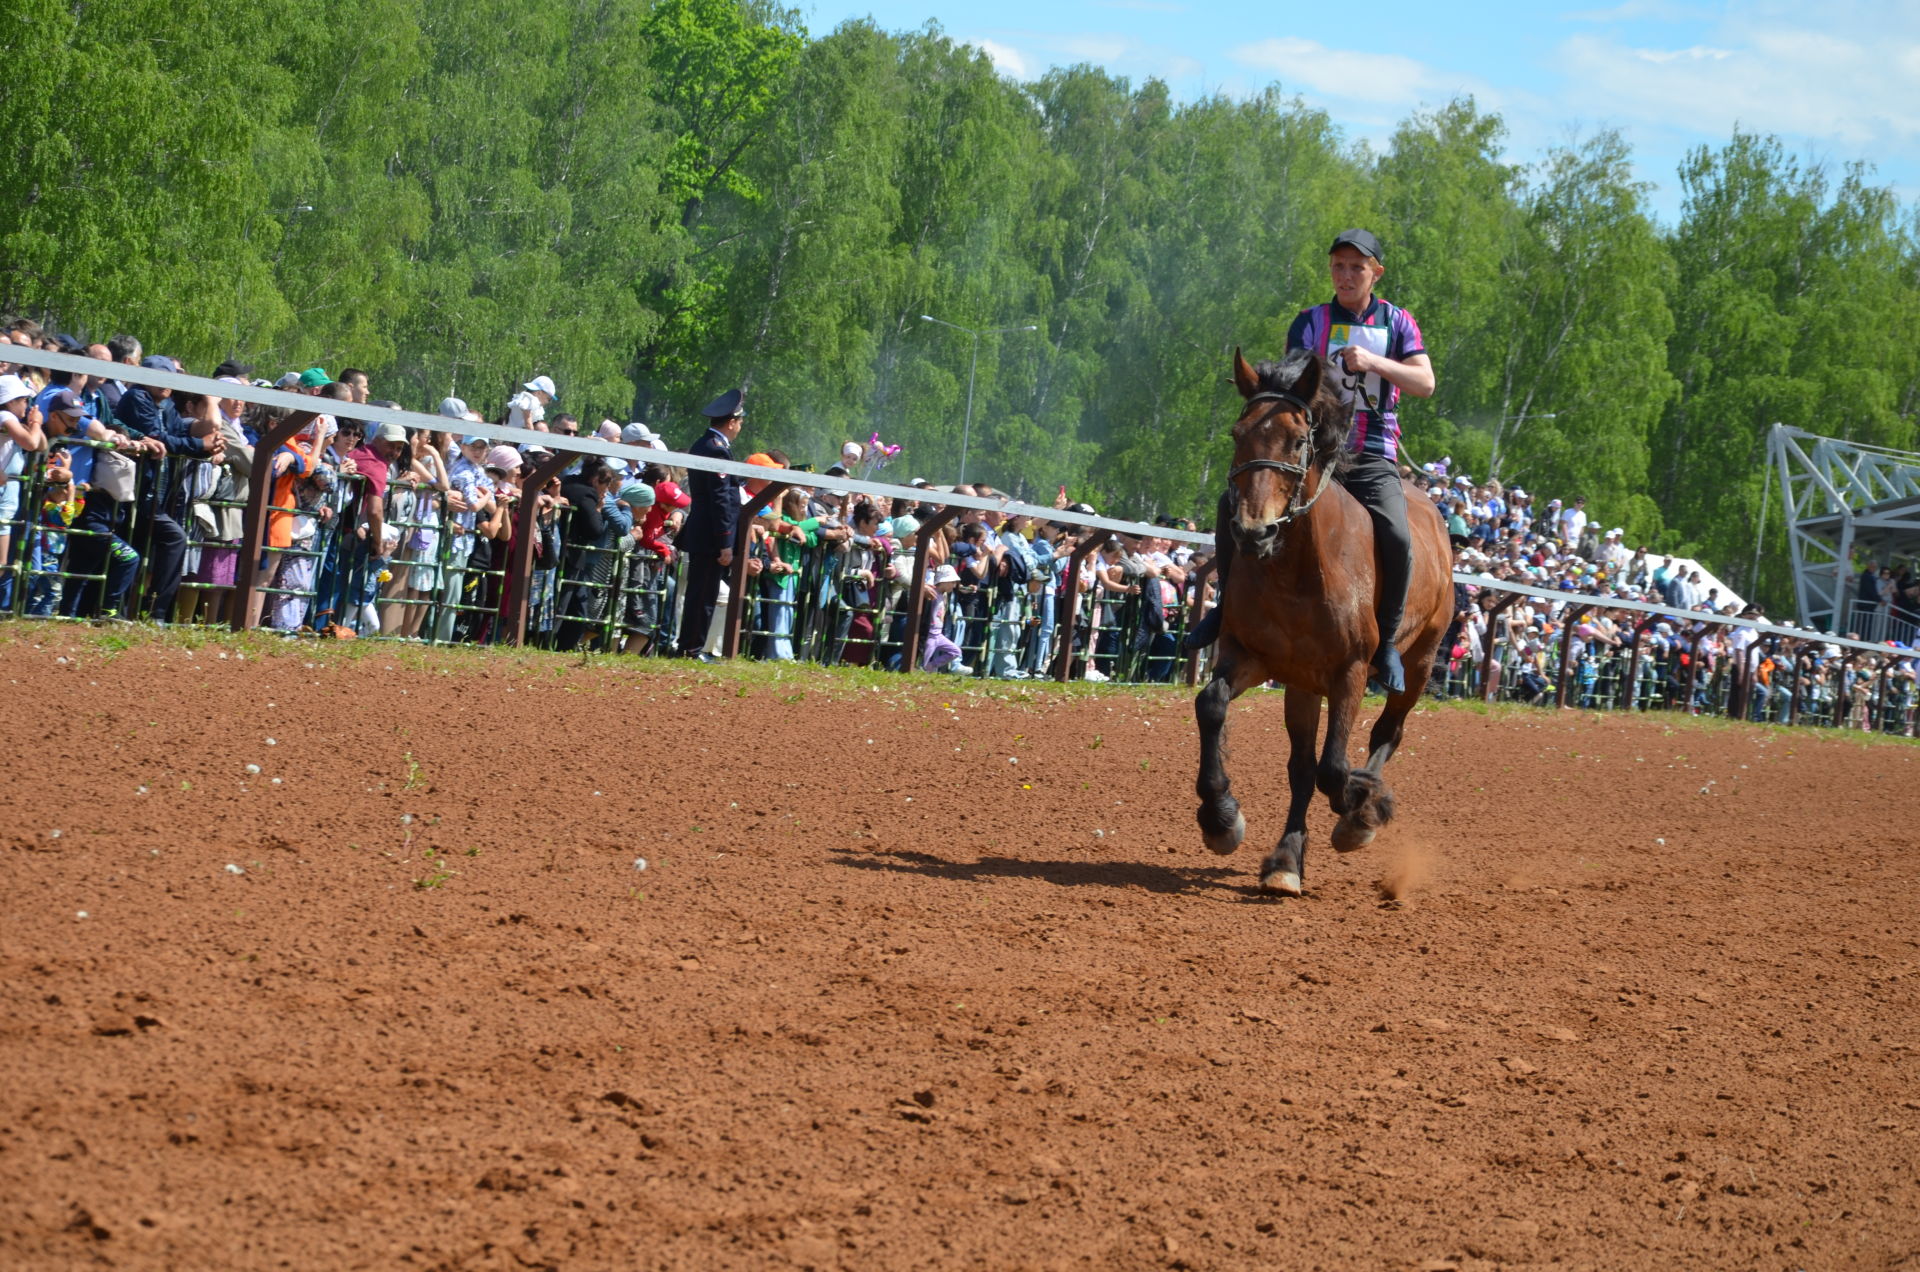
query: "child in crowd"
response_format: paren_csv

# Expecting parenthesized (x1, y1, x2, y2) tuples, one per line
(25, 450, 81, 617)
(921, 562, 969, 674)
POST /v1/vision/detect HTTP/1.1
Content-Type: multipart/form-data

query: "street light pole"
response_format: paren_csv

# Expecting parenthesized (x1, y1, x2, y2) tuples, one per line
(921, 315, 1038, 486)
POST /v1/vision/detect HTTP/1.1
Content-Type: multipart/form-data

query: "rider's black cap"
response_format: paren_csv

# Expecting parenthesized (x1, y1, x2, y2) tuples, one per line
(1329, 228, 1383, 262)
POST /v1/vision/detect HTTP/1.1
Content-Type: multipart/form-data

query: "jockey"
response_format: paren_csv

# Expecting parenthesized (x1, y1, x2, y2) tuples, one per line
(1184, 227, 1434, 693)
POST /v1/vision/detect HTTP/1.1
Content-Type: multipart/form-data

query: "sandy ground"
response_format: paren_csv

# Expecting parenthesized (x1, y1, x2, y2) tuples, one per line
(2, 625, 1917, 1271)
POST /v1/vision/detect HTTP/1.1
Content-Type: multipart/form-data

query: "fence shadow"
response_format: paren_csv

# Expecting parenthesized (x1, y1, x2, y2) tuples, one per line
(830, 847, 1252, 897)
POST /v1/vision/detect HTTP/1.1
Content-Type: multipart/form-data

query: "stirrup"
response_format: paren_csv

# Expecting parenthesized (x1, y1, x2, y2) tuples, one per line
(1182, 607, 1222, 652)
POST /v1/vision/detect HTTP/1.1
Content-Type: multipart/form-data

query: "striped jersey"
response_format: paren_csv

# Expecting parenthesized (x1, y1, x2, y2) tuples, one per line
(1285, 297, 1426, 460)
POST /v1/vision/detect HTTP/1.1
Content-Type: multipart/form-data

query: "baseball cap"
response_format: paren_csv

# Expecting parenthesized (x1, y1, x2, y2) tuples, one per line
(298, 367, 332, 389)
(275, 371, 303, 389)
(0, 374, 32, 405)
(1329, 228, 1384, 261)
(460, 434, 487, 448)
(887, 514, 920, 539)
(907, 477, 929, 489)
(374, 422, 407, 443)
(47, 388, 85, 415)
(439, 396, 470, 420)
(142, 355, 176, 372)
(213, 359, 253, 379)
(620, 422, 657, 446)
(523, 374, 557, 397)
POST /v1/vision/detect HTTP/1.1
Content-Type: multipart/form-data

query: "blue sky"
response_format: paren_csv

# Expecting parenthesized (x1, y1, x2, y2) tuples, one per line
(796, 0, 1920, 224)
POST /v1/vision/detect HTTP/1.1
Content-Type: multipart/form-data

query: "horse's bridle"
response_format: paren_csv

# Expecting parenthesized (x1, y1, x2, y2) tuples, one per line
(1226, 389, 1328, 526)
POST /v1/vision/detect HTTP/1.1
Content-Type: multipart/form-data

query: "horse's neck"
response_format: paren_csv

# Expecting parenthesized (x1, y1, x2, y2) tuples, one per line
(1256, 471, 1347, 598)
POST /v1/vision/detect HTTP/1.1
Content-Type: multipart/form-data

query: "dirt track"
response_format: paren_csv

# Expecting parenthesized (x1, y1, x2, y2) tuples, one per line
(2, 626, 1917, 1271)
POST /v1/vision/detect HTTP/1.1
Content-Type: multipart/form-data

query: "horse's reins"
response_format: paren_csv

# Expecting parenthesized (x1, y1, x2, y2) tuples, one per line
(1226, 389, 1329, 526)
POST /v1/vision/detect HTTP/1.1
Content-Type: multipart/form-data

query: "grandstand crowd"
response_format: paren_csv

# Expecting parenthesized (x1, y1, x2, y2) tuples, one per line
(0, 319, 1913, 733)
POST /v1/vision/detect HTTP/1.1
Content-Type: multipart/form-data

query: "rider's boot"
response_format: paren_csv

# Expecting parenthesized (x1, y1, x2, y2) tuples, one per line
(1183, 500, 1234, 651)
(1369, 643, 1405, 696)
(1369, 539, 1413, 695)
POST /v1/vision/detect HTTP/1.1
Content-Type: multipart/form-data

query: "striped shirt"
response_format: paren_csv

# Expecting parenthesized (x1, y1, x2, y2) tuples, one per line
(1286, 297, 1426, 460)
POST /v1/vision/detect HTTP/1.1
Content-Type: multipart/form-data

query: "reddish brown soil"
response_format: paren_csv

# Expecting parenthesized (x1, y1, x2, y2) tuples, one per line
(2, 626, 1918, 1271)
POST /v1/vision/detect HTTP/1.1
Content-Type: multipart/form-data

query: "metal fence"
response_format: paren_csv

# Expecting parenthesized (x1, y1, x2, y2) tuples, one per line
(1, 344, 1912, 737)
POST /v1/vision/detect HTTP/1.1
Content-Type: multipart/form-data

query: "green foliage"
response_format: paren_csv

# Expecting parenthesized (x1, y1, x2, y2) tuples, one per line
(4, 3, 1918, 617)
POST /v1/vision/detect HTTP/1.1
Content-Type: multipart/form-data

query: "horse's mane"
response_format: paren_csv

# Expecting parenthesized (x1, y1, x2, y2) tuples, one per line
(1250, 349, 1354, 477)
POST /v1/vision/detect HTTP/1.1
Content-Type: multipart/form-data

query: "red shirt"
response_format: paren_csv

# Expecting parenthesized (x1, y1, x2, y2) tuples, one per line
(345, 445, 390, 503)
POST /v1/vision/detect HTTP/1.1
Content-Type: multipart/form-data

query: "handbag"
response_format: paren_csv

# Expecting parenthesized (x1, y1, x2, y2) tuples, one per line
(91, 446, 138, 503)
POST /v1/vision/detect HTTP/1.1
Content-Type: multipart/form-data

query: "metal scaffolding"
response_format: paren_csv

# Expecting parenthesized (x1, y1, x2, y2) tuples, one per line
(1770, 423, 1920, 638)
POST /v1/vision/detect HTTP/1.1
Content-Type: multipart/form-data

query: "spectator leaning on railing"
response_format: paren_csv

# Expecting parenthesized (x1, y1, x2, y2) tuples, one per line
(0, 327, 1910, 735)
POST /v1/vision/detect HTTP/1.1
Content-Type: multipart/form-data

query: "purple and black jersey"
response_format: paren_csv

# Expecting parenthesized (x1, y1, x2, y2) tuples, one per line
(1285, 297, 1426, 461)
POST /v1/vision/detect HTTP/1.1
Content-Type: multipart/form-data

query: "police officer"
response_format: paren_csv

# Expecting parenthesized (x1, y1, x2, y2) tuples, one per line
(674, 388, 746, 657)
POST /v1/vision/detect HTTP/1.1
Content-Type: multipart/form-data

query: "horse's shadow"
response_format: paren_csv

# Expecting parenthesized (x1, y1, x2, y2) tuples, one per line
(830, 848, 1261, 898)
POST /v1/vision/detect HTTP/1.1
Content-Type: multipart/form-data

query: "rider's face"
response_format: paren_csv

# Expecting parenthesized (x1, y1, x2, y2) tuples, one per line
(1329, 246, 1382, 310)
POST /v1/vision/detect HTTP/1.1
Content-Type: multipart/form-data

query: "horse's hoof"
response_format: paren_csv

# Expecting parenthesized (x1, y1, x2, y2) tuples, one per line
(1202, 812, 1246, 856)
(1331, 819, 1376, 853)
(1260, 869, 1303, 897)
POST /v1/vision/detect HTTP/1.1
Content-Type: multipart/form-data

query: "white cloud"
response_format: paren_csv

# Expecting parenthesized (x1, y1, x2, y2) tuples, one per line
(971, 28, 1208, 90)
(1228, 36, 1503, 127)
(1059, 34, 1132, 63)
(1557, 27, 1920, 148)
(1631, 44, 1732, 63)
(974, 39, 1032, 80)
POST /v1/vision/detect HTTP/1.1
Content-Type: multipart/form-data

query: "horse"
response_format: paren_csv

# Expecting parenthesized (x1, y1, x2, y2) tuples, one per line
(1193, 347, 1452, 896)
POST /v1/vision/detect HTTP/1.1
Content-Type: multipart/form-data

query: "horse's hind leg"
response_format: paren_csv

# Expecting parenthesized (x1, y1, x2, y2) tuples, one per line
(1333, 681, 1420, 852)
(1259, 687, 1323, 896)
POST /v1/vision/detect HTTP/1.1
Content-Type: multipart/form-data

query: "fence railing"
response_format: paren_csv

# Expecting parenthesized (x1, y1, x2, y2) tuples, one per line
(1, 345, 1912, 736)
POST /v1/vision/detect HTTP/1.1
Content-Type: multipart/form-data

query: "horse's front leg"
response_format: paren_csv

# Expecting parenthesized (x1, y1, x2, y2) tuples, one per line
(1194, 666, 1246, 855)
(1259, 687, 1323, 896)
(1194, 650, 1268, 855)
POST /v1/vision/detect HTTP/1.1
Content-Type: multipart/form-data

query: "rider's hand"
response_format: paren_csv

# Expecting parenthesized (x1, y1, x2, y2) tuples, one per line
(1338, 345, 1374, 376)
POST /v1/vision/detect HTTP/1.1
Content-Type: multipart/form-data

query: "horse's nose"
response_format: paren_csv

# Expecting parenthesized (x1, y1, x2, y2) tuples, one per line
(1231, 518, 1280, 556)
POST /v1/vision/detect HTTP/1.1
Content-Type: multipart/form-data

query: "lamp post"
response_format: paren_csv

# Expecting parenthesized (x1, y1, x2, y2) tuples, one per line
(920, 314, 1038, 485)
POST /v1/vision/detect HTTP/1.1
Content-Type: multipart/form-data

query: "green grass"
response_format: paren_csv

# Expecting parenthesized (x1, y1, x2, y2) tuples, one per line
(6, 619, 1911, 745)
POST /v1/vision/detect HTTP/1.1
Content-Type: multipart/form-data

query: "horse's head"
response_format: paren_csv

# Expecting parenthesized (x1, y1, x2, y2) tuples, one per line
(1225, 347, 1347, 559)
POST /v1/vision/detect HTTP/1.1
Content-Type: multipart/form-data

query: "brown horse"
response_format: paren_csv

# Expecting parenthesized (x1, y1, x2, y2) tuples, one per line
(1193, 348, 1452, 895)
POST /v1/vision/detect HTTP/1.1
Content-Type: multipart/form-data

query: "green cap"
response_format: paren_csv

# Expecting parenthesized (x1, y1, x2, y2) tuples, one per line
(297, 367, 331, 389)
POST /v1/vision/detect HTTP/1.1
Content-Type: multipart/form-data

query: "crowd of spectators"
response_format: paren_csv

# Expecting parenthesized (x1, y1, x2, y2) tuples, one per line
(1410, 460, 1917, 730)
(0, 320, 1206, 683)
(0, 319, 1912, 733)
